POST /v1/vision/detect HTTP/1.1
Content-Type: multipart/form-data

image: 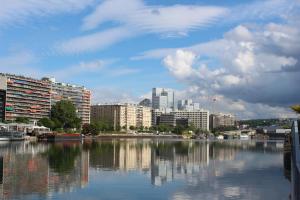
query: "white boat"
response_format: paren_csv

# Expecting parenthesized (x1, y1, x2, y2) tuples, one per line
(240, 134, 249, 140)
(0, 131, 26, 141)
(216, 135, 224, 140)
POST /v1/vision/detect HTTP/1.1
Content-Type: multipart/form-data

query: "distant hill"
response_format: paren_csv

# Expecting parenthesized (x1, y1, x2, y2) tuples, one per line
(238, 118, 294, 128)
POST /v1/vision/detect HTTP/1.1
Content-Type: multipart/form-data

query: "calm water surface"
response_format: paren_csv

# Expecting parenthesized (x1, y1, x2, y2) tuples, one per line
(0, 139, 290, 200)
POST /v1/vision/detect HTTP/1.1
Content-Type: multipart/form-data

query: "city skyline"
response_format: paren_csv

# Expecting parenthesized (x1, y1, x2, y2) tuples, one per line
(0, 0, 299, 119)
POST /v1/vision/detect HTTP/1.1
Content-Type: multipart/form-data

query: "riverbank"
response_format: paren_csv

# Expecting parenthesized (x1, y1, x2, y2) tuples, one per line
(84, 133, 182, 139)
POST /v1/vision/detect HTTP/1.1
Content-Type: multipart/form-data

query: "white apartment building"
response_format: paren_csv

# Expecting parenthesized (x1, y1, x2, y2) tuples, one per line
(136, 106, 152, 129)
(171, 110, 209, 131)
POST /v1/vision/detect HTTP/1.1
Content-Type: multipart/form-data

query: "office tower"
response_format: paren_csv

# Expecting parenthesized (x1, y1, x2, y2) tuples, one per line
(177, 99, 200, 111)
(44, 78, 91, 124)
(152, 88, 175, 111)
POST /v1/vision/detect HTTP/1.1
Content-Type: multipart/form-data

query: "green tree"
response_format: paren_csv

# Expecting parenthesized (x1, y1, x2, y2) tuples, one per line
(291, 105, 300, 114)
(51, 100, 81, 129)
(129, 125, 135, 130)
(174, 125, 185, 135)
(38, 117, 55, 129)
(89, 123, 99, 135)
(157, 124, 172, 133)
(81, 123, 91, 135)
(15, 117, 30, 124)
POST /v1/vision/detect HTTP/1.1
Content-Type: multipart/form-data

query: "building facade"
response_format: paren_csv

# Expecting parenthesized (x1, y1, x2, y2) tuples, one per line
(0, 74, 91, 124)
(177, 99, 200, 111)
(0, 74, 51, 122)
(136, 106, 152, 129)
(91, 104, 140, 130)
(158, 114, 176, 127)
(209, 113, 235, 130)
(44, 78, 91, 124)
(152, 88, 175, 111)
(151, 109, 163, 126)
(91, 104, 152, 130)
(171, 110, 209, 131)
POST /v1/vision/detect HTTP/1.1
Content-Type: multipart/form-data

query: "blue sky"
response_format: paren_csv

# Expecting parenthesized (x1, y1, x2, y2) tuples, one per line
(0, 0, 299, 119)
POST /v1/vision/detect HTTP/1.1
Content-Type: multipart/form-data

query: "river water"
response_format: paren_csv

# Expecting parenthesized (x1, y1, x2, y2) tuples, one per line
(0, 139, 290, 200)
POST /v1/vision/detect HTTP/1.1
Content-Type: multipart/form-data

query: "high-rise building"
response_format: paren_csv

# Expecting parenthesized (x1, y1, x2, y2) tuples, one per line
(177, 99, 200, 111)
(152, 88, 175, 111)
(44, 78, 91, 124)
(209, 113, 235, 130)
(0, 74, 91, 124)
(0, 74, 51, 122)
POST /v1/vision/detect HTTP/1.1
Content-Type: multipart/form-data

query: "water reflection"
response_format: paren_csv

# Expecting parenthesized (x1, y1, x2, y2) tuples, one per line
(0, 140, 289, 200)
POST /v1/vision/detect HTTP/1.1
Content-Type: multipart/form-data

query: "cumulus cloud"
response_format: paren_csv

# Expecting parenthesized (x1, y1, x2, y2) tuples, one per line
(157, 14, 300, 118)
(163, 50, 195, 79)
(0, 0, 96, 27)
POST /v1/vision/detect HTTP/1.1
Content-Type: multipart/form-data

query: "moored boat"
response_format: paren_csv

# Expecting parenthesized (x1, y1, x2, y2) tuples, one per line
(38, 133, 83, 142)
(240, 134, 249, 140)
(0, 131, 26, 141)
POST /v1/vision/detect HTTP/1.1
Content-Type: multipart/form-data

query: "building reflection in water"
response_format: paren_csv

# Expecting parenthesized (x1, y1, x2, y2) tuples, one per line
(0, 139, 284, 199)
(0, 141, 89, 199)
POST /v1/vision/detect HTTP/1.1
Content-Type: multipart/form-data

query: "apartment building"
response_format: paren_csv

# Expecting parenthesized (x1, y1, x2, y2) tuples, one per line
(171, 110, 209, 131)
(0, 74, 91, 124)
(91, 104, 151, 130)
(91, 104, 137, 130)
(0, 74, 51, 121)
(136, 106, 152, 129)
(151, 109, 163, 126)
(209, 113, 235, 130)
(44, 78, 91, 124)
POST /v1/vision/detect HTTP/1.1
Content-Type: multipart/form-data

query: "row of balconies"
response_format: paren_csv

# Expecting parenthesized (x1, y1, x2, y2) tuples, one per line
(7, 89, 50, 99)
(8, 80, 51, 90)
(6, 95, 50, 104)
(8, 82, 51, 93)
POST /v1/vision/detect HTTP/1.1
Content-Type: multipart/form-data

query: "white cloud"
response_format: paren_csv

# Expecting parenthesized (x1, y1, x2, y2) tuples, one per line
(49, 59, 107, 80)
(57, 0, 227, 54)
(0, 0, 96, 27)
(175, 88, 296, 119)
(147, 13, 300, 118)
(107, 68, 140, 77)
(91, 87, 137, 104)
(82, 0, 228, 34)
(163, 50, 195, 79)
(57, 27, 134, 54)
